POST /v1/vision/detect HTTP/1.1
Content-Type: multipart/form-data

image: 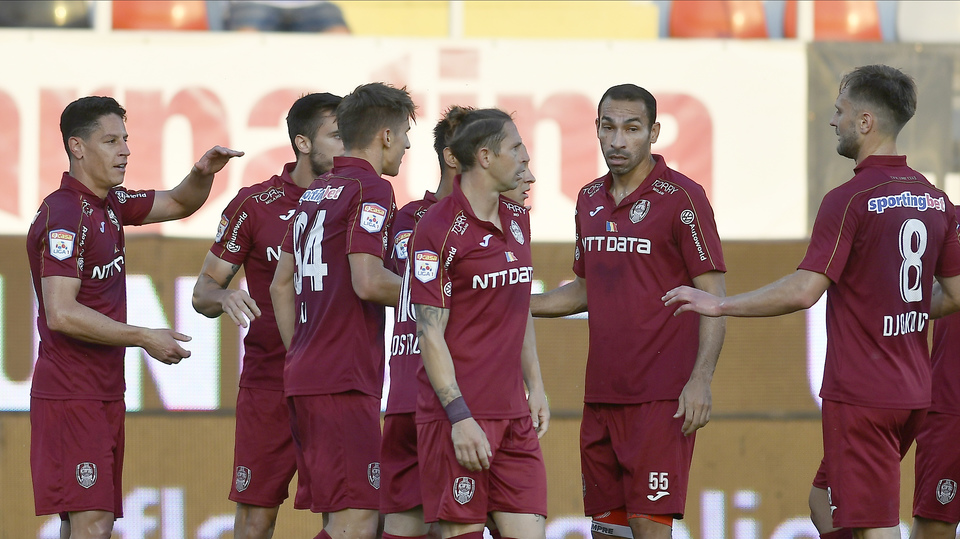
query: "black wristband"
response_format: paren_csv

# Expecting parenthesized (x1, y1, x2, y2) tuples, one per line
(444, 396, 472, 424)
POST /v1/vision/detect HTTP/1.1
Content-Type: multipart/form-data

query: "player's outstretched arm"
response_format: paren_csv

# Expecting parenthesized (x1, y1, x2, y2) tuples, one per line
(520, 311, 549, 438)
(675, 270, 726, 436)
(42, 276, 191, 364)
(348, 252, 402, 306)
(416, 303, 492, 472)
(529, 276, 587, 318)
(192, 252, 261, 327)
(143, 146, 244, 224)
(269, 251, 297, 349)
(663, 269, 830, 318)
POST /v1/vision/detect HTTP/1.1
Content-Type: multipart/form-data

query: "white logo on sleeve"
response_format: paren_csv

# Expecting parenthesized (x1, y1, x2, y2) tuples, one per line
(49, 229, 76, 260)
(414, 250, 440, 283)
(680, 209, 696, 225)
(360, 203, 387, 233)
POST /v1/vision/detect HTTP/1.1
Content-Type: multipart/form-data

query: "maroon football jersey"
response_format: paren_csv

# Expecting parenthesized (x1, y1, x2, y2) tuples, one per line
(799, 155, 960, 409)
(28, 173, 155, 400)
(210, 162, 307, 390)
(410, 177, 532, 423)
(573, 155, 725, 405)
(281, 156, 396, 398)
(386, 191, 438, 415)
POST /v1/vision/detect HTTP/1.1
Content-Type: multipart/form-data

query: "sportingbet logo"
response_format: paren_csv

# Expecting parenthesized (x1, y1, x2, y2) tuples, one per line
(868, 191, 946, 214)
(299, 186, 343, 203)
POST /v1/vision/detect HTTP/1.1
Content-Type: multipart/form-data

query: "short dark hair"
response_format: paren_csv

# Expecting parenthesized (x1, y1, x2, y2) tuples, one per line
(286, 92, 342, 156)
(444, 107, 514, 172)
(336, 83, 417, 151)
(60, 96, 126, 156)
(597, 84, 657, 126)
(839, 64, 917, 134)
(433, 109, 459, 169)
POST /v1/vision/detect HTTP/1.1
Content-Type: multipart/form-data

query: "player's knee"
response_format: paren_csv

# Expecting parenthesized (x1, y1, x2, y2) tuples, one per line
(912, 517, 960, 539)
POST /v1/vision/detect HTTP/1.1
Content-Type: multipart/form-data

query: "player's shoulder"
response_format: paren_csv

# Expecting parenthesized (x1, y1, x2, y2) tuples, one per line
(579, 177, 607, 201)
(37, 189, 85, 224)
(231, 177, 290, 208)
(499, 197, 528, 217)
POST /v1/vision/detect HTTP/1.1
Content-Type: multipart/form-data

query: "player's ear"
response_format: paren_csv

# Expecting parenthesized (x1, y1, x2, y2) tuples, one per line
(294, 133, 311, 155)
(477, 146, 492, 169)
(381, 127, 393, 148)
(68, 136, 84, 160)
(442, 147, 458, 170)
(859, 111, 874, 134)
(650, 122, 661, 144)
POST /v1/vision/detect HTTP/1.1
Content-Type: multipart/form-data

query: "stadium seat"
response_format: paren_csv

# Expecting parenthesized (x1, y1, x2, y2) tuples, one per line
(783, 0, 882, 41)
(669, 1, 768, 38)
(112, 0, 208, 30)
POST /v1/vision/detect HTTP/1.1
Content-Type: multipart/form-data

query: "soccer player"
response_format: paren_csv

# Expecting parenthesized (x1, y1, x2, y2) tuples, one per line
(191, 92, 342, 539)
(411, 107, 549, 539)
(270, 82, 416, 539)
(381, 111, 458, 539)
(663, 65, 960, 539)
(910, 282, 960, 539)
(503, 166, 536, 209)
(529, 83, 726, 539)
(27, 96, 241, 539)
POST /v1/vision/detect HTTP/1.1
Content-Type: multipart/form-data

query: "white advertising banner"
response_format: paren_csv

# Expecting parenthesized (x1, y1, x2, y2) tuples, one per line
(0, 30, 808, 241)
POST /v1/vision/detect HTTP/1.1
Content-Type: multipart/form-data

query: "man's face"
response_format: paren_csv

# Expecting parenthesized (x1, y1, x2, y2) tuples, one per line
(489, 121, 530, 193)
(74, 113, 130, 192)
(308, 112, 343, 177)
(830, 90, 861, 160)
(596, 98, 660, 177)
(382, 119, 411, 177)
(503, 166, 536, 208)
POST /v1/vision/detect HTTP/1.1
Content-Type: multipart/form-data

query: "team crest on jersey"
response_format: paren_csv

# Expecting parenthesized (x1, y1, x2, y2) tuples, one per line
(76, 462, 97, 489)
(254, 187, 282, 204)
(215, 215, 229, 242)
(360, 203, 387, 233)
(414, 251, 440, 283)
(453, 477, 475, 505)
(510, 220, 525, 245)
(107, 208, 120, 230)
(235, 466, 251, 492)
(938, 479, 957, 504)
(49, 229, 75, 260)
(630, 200, 650, 223)
(394, 230, 412, 260)
(368, 462, 381, 489)
(680, 209, 696, 225)
(585, 183, 602, 197)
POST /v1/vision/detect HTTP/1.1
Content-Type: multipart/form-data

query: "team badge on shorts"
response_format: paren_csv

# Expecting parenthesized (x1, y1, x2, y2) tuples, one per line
(630, 200, 650, 223)
(49, 230, 76, 260)
(360, 203, 387, 233)
(510, 220, 525, 245)
(367, 462, 381, 489)
(414, 251, 439, 283)
(680, 209, 696, 225)
(235, 466, 251, 492)
(76, 462, 97, 489)
(453, 477, 475, 505)
(937, 479, 957, 505)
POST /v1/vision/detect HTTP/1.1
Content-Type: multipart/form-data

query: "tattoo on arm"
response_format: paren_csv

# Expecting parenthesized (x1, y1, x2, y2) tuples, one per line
(223, 264, 241, 286)
(436, 383, 462, 406)
(416, 304, 444, 330)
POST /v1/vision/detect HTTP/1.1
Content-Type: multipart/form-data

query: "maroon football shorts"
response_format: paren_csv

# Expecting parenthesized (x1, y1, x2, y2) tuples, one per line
(229, 387, 298, 507)
(813, 458, 828, 490)
(913, 411, 960, 524)
(31, 398, 125, 517)
(580, 401, 694, 518)
(417, 415, 547, 524)
(821, 399, 925, 528)
(380, 412, 422, 514)
(287, 392, 381, 513)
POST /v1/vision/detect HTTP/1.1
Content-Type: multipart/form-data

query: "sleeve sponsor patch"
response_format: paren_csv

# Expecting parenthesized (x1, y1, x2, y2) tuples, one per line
(414, 250, 440, 283)
(214, 215, 229, 242)
(394, 230, 412, 260)
(49, 229, 76, 260)
(360, 203, 387, 233)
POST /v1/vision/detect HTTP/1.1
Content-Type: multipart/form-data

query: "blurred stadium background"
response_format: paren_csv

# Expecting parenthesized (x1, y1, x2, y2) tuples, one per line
(2, 1, 960, 537)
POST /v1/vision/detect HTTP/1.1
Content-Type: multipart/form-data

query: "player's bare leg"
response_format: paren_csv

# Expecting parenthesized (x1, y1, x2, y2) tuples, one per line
(324, 508, 379, 539)
(854, 526, 901, 539)
(67, 510, 114, 539)
(628, 516, 671, 539)
(235, 503, 281, 539)
(809, 487, 840, 534)
(489, 511, 546, 539)
(911, 517, 960, 539)
(383, 507, 433, 538)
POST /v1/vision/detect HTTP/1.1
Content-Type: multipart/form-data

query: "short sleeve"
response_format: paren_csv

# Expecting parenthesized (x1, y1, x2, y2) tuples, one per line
(409, 216, 452, 310)
(34, 201, 82, 279)
(674, 184, 725, 277)
(111, 187, 156, 226)
(346, 179, 395, 259)
(799, 189, 855, 283)
(210, 192, 255, 265)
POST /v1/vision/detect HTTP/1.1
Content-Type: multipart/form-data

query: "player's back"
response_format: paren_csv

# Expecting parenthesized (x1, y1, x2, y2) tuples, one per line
(282, 156, 396, 398)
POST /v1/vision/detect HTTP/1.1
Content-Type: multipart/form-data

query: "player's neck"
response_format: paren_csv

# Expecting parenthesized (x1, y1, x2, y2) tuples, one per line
(460, 173, 502, 230)
(345, 148, 383, 176)
(611, 156, 655, 202)
(68, 166, 110, 199)
(290, 160, 318, 188)
(855, 138, 899, 165)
